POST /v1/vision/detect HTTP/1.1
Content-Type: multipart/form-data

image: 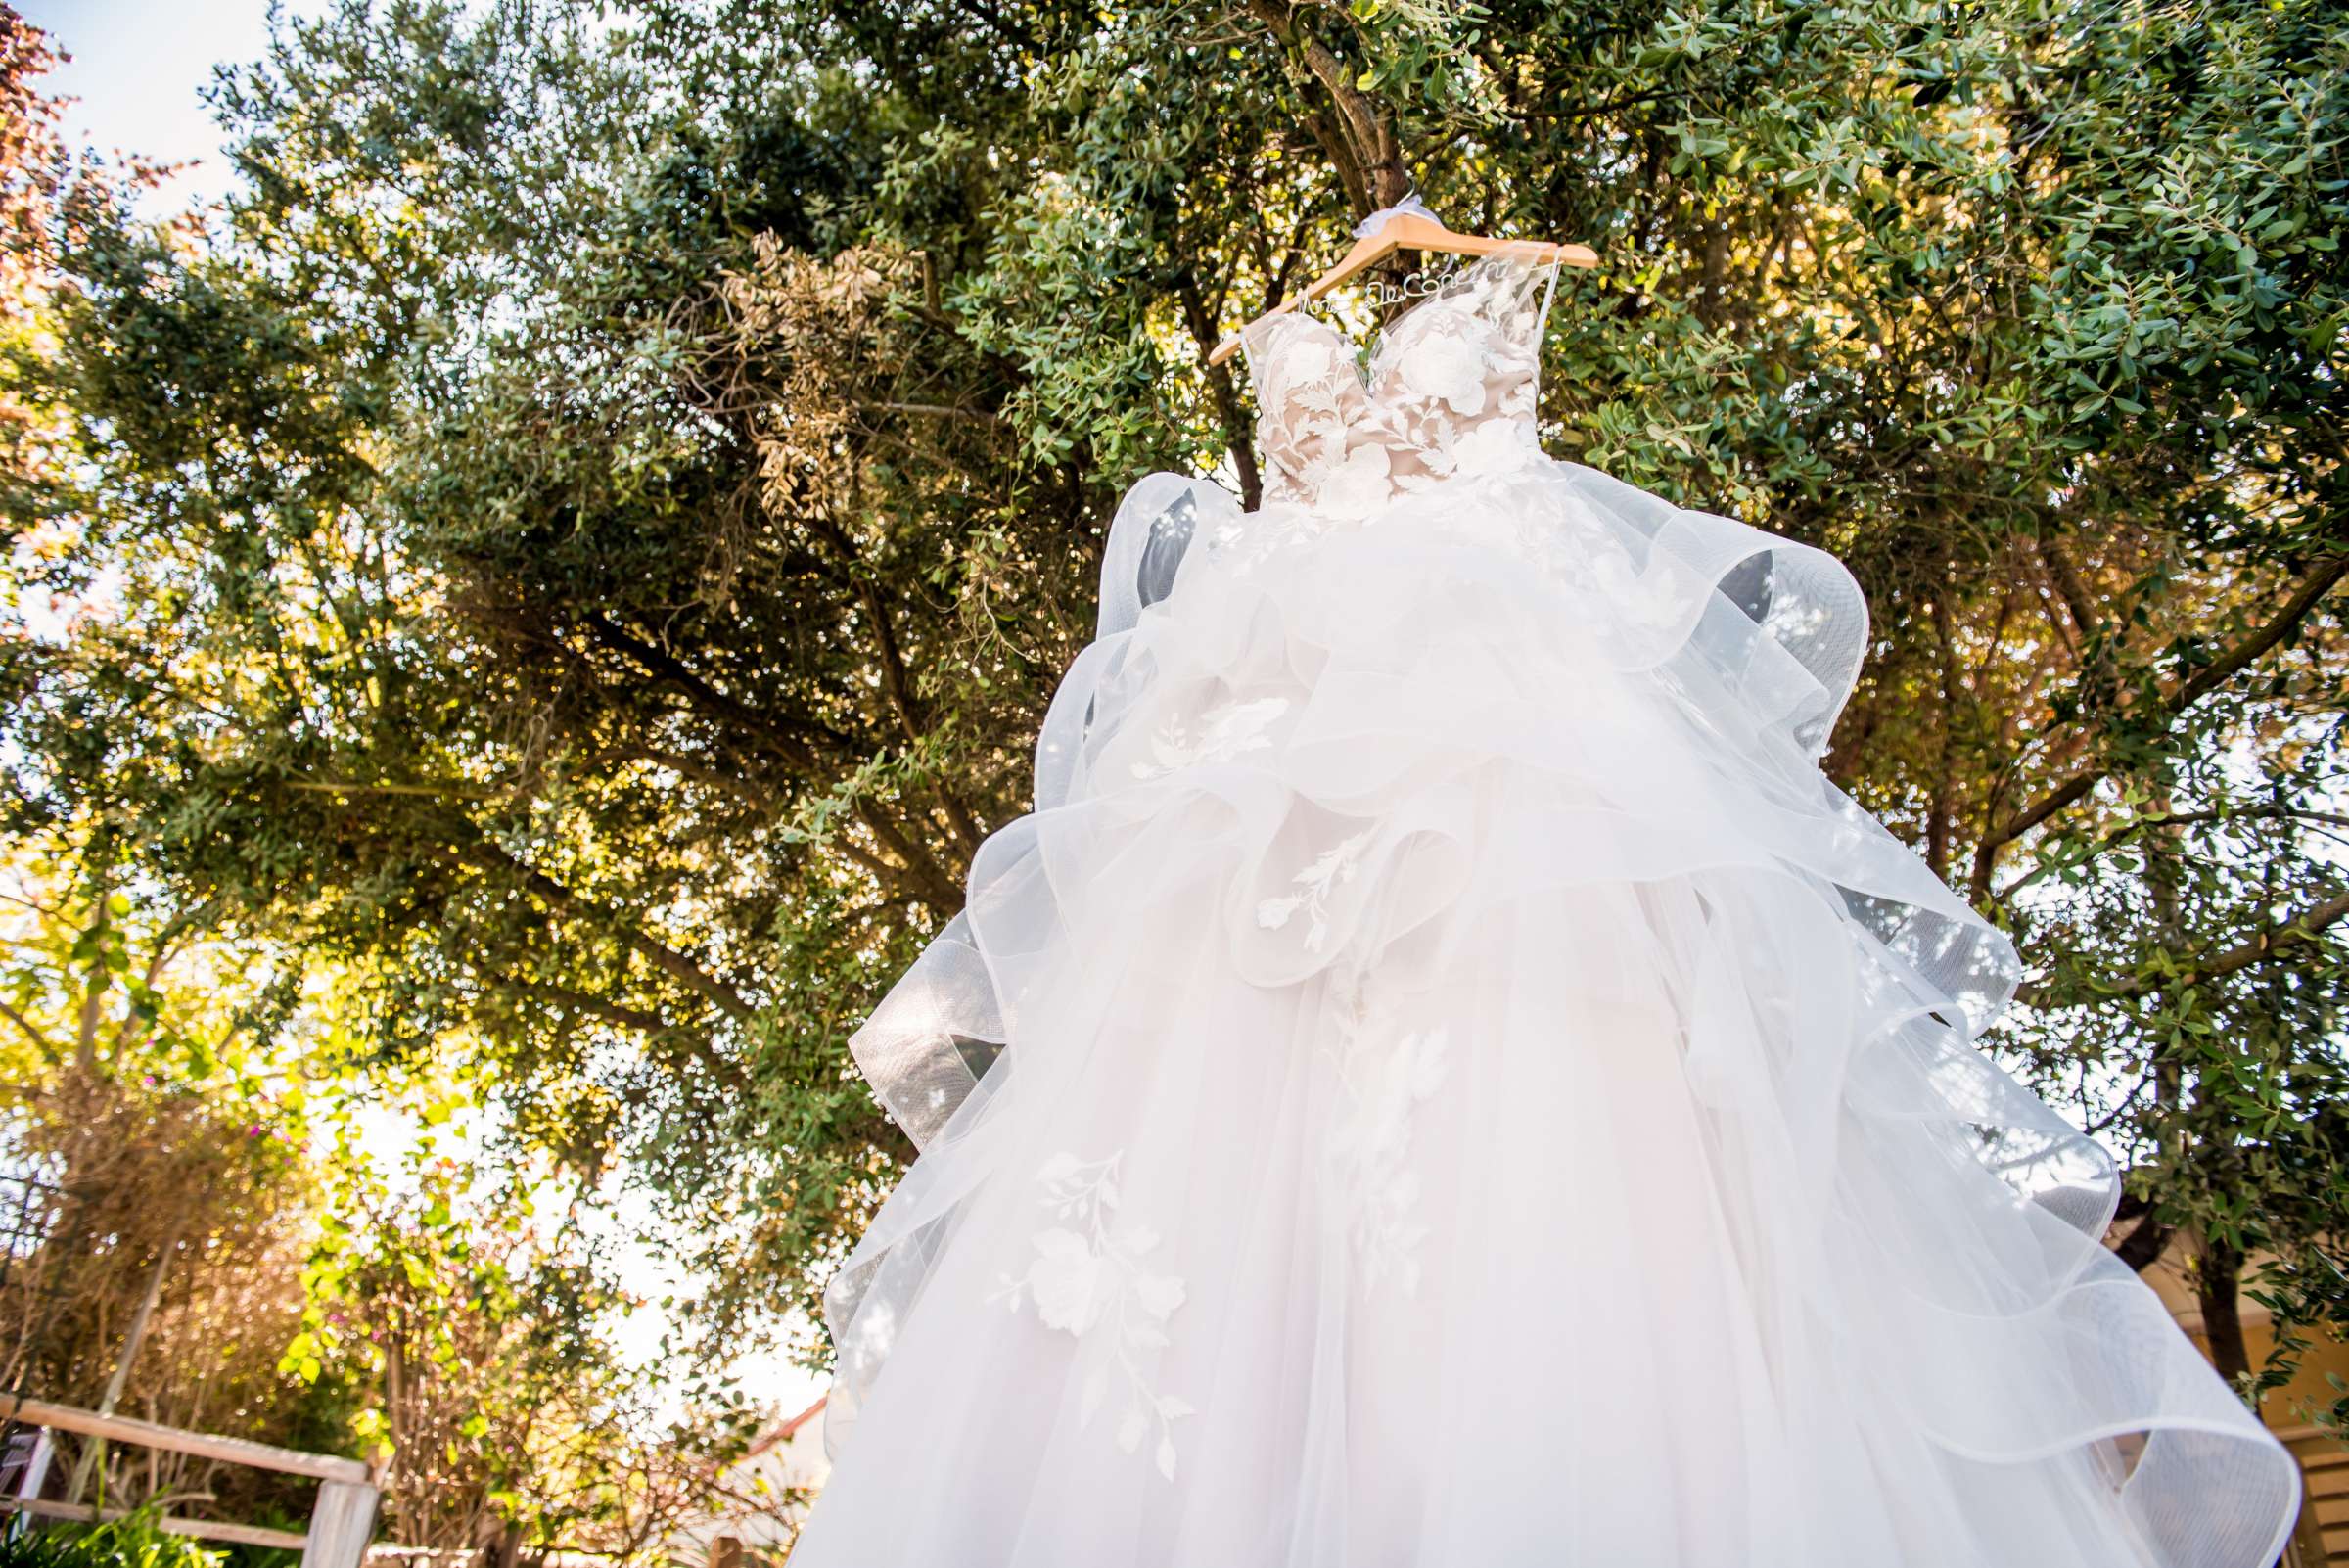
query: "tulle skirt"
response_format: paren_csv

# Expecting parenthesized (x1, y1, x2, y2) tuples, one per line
(789, 458, 2298, 1567)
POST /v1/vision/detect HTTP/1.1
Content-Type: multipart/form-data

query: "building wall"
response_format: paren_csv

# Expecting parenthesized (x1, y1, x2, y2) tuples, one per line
(2136, 1243, 2349, 1432)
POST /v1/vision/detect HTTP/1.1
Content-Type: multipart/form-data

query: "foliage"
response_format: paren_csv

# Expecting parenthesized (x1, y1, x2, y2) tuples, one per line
(0, 851, 332, 1528)
(0, 1510, 223, 1568)
(285, 1072, 762, 1560)
(0, 0, 2342, 1473)
(0, 0, 63, 499)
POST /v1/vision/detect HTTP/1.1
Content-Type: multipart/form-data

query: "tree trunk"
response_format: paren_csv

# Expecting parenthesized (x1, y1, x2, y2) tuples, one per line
(2197, 1237, 2252, 1386)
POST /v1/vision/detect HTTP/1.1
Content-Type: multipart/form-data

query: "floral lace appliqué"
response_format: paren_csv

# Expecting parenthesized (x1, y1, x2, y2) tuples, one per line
(1255, 827, 1375, 953)
(1130, 695, 1290, 780)
(990, 1151, 1195, 1480)
(1322, 986, 1451, 1295)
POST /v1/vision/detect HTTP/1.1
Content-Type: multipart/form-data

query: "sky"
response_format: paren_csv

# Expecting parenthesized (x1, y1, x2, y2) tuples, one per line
(20, 0, 834, 1431)
(24, 0, 293, 212)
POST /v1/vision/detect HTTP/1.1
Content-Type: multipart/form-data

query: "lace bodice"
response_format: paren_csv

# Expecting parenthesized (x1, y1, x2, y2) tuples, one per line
(1240, 245, 1560, 517)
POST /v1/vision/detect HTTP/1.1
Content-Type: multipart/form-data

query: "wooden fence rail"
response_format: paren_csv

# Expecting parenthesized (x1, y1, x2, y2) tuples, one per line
(0, 1394, 379, 1568)
(2, 1498, 307, 1552)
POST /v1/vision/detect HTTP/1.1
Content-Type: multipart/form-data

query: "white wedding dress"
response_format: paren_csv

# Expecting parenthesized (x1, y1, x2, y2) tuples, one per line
(788, 241, 2299, 1567)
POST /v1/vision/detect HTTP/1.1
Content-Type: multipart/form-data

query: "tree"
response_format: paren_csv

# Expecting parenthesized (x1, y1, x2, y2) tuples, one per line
(0, 1, 64, 496)
(0, 849, 337, 1528)
(0, 22, 767, 1544)
(290, 1091, 765, 1563)
(3, 0, 2343, 1416)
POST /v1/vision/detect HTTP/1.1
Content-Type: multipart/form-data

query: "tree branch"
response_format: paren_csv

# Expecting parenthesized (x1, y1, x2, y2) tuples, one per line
(1246, 1, 1408, 213)
(784, 498, 985, 874)
(1997, 803, 2349, 900)
(583, 611, 850, 772)
(2017, 890, 2349, 1007)
(514, 981, 677, 1036)
(2112, 1205, 2174, 1273)
(1174, 263, 1263, 510)
(431, 834, 758, 1023)
(1970, 554, 2349, 901)
(2034, 533, 2101, 642)
(285, 778, 507, 801)
(2175, 552, 2349, 711)
(0, 997, 48, 1054)
(851, 799, 964, 909)
(854, 400, 1005, 425)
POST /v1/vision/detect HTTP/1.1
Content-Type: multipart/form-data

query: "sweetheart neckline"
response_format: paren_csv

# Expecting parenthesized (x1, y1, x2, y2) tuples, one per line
(1240, 243, 1561, 387)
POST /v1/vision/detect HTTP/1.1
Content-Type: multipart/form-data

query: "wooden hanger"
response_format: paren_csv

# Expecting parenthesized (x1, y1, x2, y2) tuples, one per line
(1208, 202, 1596, 367)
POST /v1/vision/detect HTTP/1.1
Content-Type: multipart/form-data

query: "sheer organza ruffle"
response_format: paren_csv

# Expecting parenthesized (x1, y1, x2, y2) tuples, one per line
(806, 459, 2298, 1568)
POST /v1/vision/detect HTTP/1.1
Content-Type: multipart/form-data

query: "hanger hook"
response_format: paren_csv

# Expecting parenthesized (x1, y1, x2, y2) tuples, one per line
(1354, 189, 1442, 240)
